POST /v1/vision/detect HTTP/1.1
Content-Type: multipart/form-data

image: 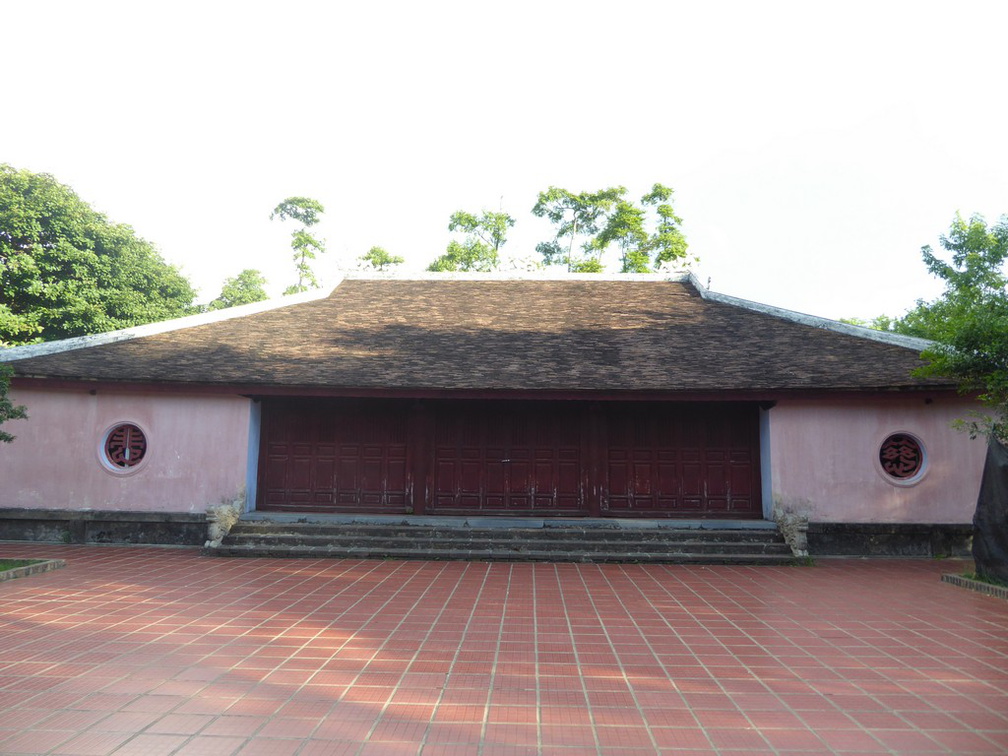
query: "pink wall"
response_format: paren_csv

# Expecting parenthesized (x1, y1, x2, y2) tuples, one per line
(2, 387, 990, 522)
(768, 395, 988, 523)
(1, 387, 252, 513)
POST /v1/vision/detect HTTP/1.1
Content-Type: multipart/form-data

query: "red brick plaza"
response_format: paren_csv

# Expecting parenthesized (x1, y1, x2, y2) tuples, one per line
(0, 545, 1006, 755)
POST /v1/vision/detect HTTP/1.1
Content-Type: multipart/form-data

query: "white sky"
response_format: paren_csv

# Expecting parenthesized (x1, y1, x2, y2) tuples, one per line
(4, 0, 1006, 320)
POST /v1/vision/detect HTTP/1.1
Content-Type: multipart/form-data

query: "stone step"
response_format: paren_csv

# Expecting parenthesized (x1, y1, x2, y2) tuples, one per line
(211, 543, 794, 564)
(222, 532, 791, 555)
(208, 516, 794, 564)
(226, 523, 784, 544)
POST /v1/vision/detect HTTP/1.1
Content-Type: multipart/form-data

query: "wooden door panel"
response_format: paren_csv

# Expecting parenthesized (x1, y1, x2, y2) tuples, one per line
(429, 403, 587, 515)
(259, 400, 410, 513)
(603, 404, 761, 518)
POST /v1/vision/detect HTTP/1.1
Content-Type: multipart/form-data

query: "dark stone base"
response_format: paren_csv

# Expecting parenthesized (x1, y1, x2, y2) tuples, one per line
(807, 522, 973, 557)
(0, 509, 207, 546)
(0, 511, 975, 556)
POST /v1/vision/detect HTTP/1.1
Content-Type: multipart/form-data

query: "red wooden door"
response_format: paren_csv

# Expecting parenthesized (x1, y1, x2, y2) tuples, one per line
(603, 404, 760, 518)
(257, 399, 760, 519)
(258, 400, 410, 513)
(430, 403, 586, 515)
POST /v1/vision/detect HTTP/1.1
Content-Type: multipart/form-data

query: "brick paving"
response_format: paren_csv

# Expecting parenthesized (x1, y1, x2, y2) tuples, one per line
(0, 545, 1006, 755)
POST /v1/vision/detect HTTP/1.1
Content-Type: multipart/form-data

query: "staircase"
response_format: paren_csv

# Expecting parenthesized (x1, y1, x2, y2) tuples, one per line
(206, 514, 795, 564)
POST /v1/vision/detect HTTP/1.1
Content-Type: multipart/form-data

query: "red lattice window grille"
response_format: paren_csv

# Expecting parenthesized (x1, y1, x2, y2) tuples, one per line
(879, 433, 923, 480)
(104, 424, 148, 469)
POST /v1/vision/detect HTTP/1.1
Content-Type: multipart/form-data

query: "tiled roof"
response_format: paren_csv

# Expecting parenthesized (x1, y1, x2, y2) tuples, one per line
(2, 275, 947, 395)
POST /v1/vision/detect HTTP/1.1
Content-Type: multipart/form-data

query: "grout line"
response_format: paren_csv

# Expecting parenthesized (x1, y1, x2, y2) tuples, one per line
(550, 564, 602, 756)
(409, 561, 491, 751)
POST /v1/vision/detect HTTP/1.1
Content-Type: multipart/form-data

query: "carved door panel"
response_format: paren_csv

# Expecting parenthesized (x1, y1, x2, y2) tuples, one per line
(430, 403, 586, 515)
(603, 404, 760, 518)
(259, 400, 409, 513)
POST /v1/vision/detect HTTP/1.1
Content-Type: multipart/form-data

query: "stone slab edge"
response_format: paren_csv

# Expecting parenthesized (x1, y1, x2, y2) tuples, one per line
(0, 559, 66, 583)
(242, 512, 777, 531)
(0, 509, 204, 523)
(941, 573, 1008, 600)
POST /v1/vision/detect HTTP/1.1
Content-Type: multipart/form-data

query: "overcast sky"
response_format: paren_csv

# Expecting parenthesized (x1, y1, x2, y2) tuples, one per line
(4, 0, 1006, 320)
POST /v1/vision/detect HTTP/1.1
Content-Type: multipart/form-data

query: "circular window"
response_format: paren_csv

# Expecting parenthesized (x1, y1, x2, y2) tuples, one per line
(101, 423, 149, 472)
(878, 433, 926, 484)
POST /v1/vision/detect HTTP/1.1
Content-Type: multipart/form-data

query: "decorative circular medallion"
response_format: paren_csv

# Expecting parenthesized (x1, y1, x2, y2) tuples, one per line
(103, 423, 148, 469)
(878, 433, 924, 481)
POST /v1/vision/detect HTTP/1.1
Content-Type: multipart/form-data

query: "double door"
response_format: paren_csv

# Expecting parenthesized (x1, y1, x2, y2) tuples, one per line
(258, 399, 761, 518)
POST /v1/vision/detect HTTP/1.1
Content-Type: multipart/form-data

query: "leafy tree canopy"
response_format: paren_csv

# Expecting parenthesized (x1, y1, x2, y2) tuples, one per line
(0, 363, 27, 443)
(641, 183, 690, 271)
(532, 186, 625, 272)
(359, 246, 404, 272)
(839, 314, 907, 332)
(427, 209, 515, 273)
(0, 164, 197, 345)
(427, 240, 496, 272)
(858, 213, 1008, 440)
(913, 213, 1008, 441)
(270, 196, 324, 226)
(208, 269, 268, 311)
(532, 184, 690, 273)
(271, 197, 326, 295)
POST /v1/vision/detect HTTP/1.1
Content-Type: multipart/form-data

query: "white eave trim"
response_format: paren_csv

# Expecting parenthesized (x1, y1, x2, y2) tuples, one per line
(0, 285, 336, 362)
(692, 275, 932, 352)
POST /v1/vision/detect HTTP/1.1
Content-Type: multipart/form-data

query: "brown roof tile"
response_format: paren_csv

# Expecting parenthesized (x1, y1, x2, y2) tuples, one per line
(3, 276, 947, 395)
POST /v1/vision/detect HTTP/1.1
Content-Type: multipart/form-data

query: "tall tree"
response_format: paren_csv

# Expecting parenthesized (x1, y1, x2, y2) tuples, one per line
(208, 269, 268, 310)
(595, 199, 649, 273)
(427, 209, 514, 272)
(533, 184, 691, 273)
(641, 183, 690, 271)
(0, 363, 27, 443)
(359, 246, 404, 271)
(270, 197, 326, 295)
(0, 164, 197, 345)
(589, 184, 691, 273)
(532, 186, 625, 272)
(910, 213, 1008, 441)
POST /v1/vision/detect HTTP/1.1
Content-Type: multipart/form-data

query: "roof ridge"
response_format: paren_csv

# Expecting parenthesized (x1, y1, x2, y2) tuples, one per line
(340, 271, 695, 283)
(0, 285, 336, 362)
(696, 286, 932, 352)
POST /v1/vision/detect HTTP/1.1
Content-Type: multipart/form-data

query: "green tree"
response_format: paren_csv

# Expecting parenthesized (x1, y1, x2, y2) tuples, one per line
(532, 186, 626, 272)
(427, 210, 515, 272)
(595, 199, 649, 273)
(359, 246, 404, 271)
(532, 185, 690, 273)
(594, 185, 691, 273)
(840, 312, 939, 339)
(0, 363, 28, 443)
(839, 314, 906, 332)
(0, 164, 196, 345)
(910, 213, 1008, 441)
(208, 269, 268, 310)
(641, 183, 690, 271)
(270, 197, 326, 295)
